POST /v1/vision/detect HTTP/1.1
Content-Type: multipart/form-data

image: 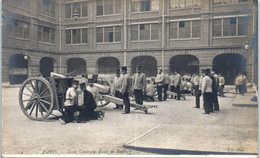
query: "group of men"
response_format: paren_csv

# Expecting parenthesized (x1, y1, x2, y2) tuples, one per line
(112, 66, 145, 114)
(60, 80, 103, 125)
(111, 65, 229, 115)
(235, 73, 248, 95)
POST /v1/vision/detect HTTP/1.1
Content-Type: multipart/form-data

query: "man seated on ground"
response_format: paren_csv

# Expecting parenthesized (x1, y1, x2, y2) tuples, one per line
(60, 80, 82, 125)
(77, 82, 101, 122)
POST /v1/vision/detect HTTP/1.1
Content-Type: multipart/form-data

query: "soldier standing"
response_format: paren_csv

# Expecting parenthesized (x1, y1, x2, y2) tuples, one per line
(173, 71, 181, 100)
(201, 69, 213, 114)
(210, 69, 220, 111)
(112, 69, 123, 109)
(120, 66, 131, 114)
(163, 71, 170, 101)
(218, 74, 225, 97)
(155, 69, 164, 101)
(132, 66, 146, 105)
(192, 73, 200, 108)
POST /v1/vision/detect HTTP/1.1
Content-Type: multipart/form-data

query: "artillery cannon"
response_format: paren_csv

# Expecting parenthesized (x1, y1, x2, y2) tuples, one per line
(93, 83, 157, 114)
(18, 72, 156, 121)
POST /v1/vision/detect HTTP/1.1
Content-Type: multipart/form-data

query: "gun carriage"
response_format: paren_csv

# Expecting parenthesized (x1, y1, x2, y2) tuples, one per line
(19, 73, 156, 121)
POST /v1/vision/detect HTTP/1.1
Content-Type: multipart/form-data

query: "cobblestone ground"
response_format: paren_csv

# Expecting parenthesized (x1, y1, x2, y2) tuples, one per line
(2, 87, 258, 156)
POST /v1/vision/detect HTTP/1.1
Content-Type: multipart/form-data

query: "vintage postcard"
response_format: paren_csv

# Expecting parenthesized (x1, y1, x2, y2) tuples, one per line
(1, 0, 258, 157)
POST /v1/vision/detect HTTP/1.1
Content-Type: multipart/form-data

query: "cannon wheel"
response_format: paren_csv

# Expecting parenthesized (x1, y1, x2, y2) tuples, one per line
(96, 79, 111, 107)
(19, 77, 54, 121)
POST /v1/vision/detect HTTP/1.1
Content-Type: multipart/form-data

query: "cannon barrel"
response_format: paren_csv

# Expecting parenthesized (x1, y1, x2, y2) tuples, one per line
(93, 83, 110, 94)
(50, 72, 67, 78)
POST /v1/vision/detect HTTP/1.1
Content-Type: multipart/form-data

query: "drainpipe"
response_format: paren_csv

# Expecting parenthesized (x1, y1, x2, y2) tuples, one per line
(123, 0, 127, 66)
(161, 0, 165, 70)
(59, 0, 62, 74)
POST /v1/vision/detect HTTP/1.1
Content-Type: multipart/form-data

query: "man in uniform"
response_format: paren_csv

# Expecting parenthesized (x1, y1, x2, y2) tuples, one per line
(192, 73, 200, 108)
(155, 69, 164, 101)
(112, 69, 123, 109)
(201, 69, 213, 114)
(173, 71, 181, 100)
(163, 70, 170, 101)
(132, 66, 146, 105)
(120, 66, 131, 114)
(210, 69, 220, 111)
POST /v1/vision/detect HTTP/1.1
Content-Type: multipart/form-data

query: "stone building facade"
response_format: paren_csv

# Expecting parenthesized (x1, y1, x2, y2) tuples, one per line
(2, 0, 258, 85)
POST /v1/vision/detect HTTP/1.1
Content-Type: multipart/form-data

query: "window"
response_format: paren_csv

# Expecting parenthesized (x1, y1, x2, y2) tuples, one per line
(96, 0, 122, 16)
(213, 19, 222, 37)
(131, 0, 159, 12)
(38, 25, 55, 43)
(169, 22, 178, 39)
(170, 0, 200, 9)
(130, 23, 159, 41)
(65, 28, 88, 44)
(223, 18, 236, 36)
(96, 26, 121, 43)
(11, 20, 30, 39)
(179, 21, 190, 38)
(65, 1, 88, 19)
(213, 0, 248, 5)
(169, 20, 200, 39)
(38, 0, 55, 17)
(213, 17, 248, 37)
(192, 21, 200, 38)
(238, 17, 248, 36)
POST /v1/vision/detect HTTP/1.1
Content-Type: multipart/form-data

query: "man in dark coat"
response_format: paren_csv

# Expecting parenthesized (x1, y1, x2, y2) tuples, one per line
(120, 66, 131, 114)
(77, 82, 98, 122)
(210, 69, 220, 111)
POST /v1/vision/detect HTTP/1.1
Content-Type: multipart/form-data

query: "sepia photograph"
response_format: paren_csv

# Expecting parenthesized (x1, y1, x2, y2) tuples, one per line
(1, 0, 258, 157)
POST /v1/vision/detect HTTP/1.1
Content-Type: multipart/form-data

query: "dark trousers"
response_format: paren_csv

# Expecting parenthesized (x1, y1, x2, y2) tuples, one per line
(115, 90, 123, 108)
(163, 84, 169, 101)
(203, 92, 213, 114)
(176, 85, 181, 100)
(194, 85, 200, 108)
(212, 91, 219, 111)
(79, 105, 96, 120)
(219, 85, 225, 96)
(62, 106, 82, 123)
(134, 89, 143, 105)
(239, 85, 246, 95)
(157, 85, 163, 101)
(122, 92, 130, 113)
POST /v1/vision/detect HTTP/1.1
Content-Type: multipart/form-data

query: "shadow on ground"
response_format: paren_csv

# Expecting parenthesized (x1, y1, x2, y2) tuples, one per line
(123, 145, 257, 155)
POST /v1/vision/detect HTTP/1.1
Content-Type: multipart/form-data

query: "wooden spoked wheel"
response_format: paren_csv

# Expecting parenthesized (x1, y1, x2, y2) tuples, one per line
(19, 77, 54, 121)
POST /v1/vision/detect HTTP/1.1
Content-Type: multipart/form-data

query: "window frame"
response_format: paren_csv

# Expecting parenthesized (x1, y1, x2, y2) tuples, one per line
(170, 0, 201, 9)
(131, 0, 159, 13)
(96, 26, 122, 43)
(212, 16, 248, 38)
(65, 28, 88, 45)
(65, 1, 88, 19)
(130, 23, 160, 41)
(38, 25, 56, 44)
(96, 0, 122, 16)
(169, 20, 201, 39)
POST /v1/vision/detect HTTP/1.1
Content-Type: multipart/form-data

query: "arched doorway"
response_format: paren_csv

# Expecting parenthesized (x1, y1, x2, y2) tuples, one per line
(213, 54, 246, 85)
(9, 54, 29, 84)
(131, 56, 157, 77)
(169, 55, 199, 75)
(97, 57, 120, 74)
(66, 58, 86, 76)
(40, 57, 55, 77)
